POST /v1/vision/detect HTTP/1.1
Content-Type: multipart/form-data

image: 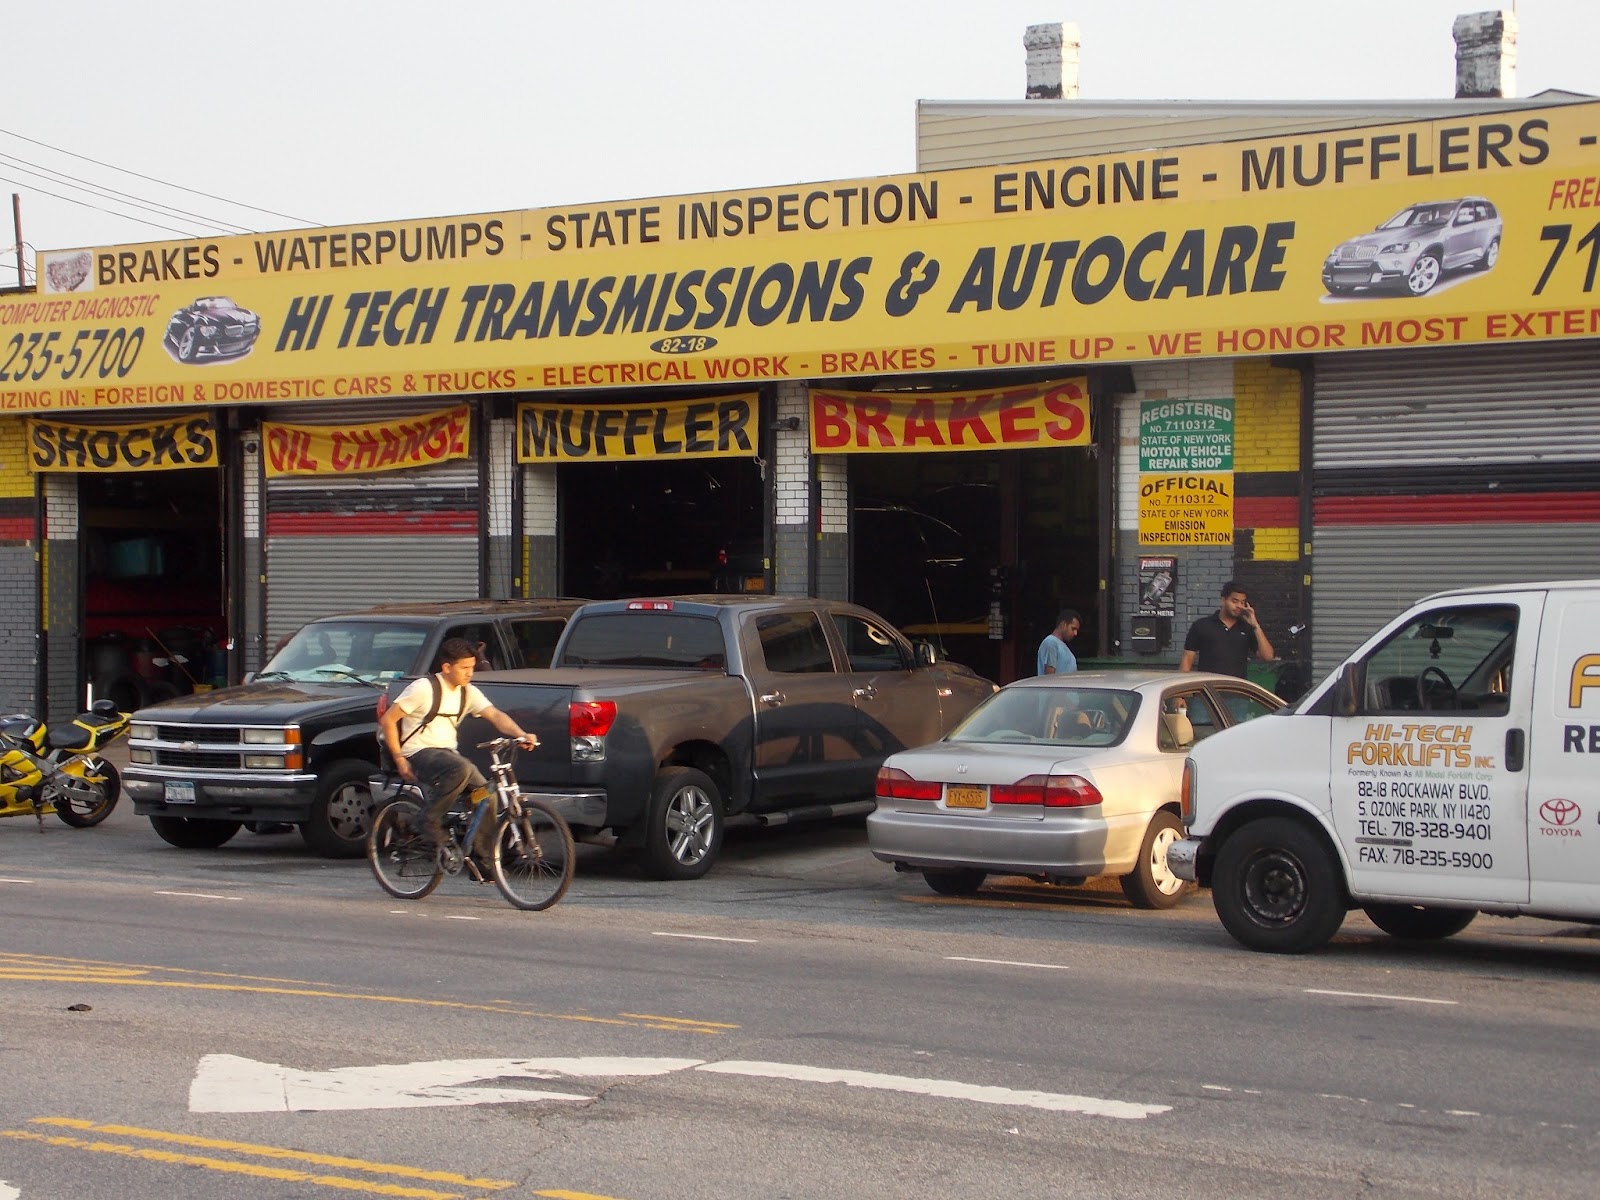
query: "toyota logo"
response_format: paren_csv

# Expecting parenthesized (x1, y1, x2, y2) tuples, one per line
(1540, 798, 1581, 826)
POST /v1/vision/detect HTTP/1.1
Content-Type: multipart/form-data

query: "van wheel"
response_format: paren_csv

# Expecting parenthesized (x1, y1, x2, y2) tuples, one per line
(1120, 811, 1191, 909)
(301, 761, 378, 858)
(149, 816, 242, 849)
(1362, 904, 1477, 941)
(640, 766, 723, 880)
(1212, 817, 1346, 953)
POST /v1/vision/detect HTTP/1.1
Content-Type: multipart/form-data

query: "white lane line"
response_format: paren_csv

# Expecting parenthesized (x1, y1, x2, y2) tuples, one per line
(696, 1061, 1169, 1119)
(1305, 988, 1457, 1006)
(444, 915, 481, 922)
(946, 956, 1070, 971)
(0, 1178, 18, 1199)
(154, 891, 240, 901)
(0, 878, 33, 884)
(652, 932, 758, 943)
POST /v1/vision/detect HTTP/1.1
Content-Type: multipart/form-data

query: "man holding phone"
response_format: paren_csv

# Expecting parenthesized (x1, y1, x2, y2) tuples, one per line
(1179, 580, 1274, 678)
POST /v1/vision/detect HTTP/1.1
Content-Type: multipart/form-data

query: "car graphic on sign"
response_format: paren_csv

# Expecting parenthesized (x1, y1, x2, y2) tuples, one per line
(1322, 197, 1502, 297)
(164, 297, 262, 364)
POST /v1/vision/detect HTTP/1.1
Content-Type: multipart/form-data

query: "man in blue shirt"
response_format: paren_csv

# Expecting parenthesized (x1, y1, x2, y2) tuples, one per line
(1037, 608, 1082, 675)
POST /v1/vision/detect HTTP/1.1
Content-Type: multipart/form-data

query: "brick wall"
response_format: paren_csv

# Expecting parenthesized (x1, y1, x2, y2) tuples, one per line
(0, 419, 39, 710)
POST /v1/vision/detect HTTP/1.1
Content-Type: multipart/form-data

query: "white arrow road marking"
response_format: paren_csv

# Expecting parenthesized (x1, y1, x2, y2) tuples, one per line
(191, 1054, 1168, 1119)
(190, 1054, 702, 1112)
(698, 1061, 1169, 1119)
(0, 1180, 18, 1199)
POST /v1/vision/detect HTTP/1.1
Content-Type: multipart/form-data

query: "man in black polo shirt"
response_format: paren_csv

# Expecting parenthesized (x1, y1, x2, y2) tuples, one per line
(1179, 580, 1275, 678)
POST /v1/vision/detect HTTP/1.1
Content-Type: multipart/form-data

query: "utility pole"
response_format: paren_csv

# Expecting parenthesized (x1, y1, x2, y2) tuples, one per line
(11, 193, 22, 288)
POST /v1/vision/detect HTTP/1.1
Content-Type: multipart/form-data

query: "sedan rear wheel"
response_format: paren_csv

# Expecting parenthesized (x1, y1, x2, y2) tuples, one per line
(922, 868, 986, 896)
(1120, 810, 1191, 909)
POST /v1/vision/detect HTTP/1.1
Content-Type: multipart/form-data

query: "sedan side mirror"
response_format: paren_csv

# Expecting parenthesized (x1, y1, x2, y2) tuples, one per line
(914, 641, 939, 667)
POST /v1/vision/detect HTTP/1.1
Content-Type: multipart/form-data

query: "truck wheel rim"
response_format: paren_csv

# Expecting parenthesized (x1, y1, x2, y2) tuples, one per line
(664, 785, 715, 865)
(1240, 848, 1307, 926)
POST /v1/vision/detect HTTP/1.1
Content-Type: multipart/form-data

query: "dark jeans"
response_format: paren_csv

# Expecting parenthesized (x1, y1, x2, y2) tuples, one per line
(406, 748, 491, 853)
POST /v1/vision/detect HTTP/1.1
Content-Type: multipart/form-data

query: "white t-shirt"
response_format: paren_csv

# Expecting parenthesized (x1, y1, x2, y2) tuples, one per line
(392, 675, 491, 756)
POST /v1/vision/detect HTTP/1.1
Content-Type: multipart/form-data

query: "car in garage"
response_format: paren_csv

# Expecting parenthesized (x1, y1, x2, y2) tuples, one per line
(867, 669, 1283, 908)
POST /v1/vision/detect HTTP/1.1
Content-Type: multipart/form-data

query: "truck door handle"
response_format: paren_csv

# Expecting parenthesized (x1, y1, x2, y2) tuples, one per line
(853, 685, 877, 700)
(1505, 727, 1525, 772)
(759, 691, 785, 706)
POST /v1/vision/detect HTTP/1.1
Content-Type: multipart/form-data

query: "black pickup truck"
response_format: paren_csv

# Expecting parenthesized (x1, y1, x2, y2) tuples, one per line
(123, 599, 583, 856)
(467, 595, 996, 879)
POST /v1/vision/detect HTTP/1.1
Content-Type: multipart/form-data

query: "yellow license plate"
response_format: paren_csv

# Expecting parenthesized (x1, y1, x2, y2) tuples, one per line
(945, 784, 987, 809)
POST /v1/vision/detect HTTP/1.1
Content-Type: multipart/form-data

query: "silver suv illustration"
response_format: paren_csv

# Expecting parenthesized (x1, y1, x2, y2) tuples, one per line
(1322, 197, 1502, 296)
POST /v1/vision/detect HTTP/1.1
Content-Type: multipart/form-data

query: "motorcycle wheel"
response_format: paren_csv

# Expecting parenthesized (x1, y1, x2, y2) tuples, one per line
(52, 759, 122, 828)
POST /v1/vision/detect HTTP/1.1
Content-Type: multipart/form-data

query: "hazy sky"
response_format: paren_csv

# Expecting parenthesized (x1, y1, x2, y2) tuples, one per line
(4, 0, 1594, 274)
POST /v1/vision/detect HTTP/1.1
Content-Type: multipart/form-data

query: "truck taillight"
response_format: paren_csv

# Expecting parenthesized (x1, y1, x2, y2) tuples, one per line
(875, 766, 941, 801)
(1181, 759, 1195, 825)
(992, 773, 1102, 807)
(569, 701, 617, 737)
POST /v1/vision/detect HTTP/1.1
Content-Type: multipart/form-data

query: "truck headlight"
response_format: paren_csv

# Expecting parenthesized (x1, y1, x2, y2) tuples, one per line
(129, 723, 156, 740)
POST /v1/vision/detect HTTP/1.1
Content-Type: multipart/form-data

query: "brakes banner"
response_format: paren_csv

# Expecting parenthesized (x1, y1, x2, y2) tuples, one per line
(261, 404, 471, 477)
(6, 100, 1600, 413)
(27, 414, 217, 472)
(809, 377, 1090, 454)
(516, 392, 757, 462)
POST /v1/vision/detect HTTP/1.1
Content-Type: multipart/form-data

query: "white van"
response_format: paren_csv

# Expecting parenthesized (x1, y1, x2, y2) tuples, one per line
(1169, 580, 1600, 953)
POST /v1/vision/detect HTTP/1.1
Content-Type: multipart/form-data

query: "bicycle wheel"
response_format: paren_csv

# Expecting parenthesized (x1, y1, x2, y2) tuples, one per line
(492, 796, 575, 911)
(368, 799, 443, 900)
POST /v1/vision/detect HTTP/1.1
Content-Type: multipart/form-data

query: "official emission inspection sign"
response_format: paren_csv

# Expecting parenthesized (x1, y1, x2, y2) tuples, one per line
(1138, 399, 1234, 546)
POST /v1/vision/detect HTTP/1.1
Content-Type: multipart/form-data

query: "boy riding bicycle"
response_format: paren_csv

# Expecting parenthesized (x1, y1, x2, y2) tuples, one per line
(377, 637, 538, 856)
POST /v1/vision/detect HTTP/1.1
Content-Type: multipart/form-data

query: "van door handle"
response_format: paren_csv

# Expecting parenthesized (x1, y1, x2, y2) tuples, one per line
(759, 691, 785, 706)
(1505, 728, 1525, 772)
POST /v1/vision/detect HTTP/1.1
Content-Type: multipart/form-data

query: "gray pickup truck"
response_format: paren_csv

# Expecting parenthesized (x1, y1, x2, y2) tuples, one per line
(467, 595, 996, 879)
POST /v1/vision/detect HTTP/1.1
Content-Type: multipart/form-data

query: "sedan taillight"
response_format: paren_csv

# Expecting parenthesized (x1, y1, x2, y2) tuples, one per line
(875, 766, 941, 801)
(992, 772, 1102, 807)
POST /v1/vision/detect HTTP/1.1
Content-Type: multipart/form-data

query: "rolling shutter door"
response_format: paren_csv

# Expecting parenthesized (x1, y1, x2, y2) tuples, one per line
(1310, 342, 1600, 674)
(263, 399, 482, 648)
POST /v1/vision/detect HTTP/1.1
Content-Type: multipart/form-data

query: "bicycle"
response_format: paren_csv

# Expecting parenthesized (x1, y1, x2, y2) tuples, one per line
(367, 737, 575, 910)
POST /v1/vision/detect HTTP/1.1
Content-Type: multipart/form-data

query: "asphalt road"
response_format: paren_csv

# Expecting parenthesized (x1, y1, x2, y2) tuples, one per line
(1, 784, 1597, 1200)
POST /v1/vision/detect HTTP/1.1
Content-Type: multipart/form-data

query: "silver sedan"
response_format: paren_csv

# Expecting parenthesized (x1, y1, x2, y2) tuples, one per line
(867, 670, 1283, 908)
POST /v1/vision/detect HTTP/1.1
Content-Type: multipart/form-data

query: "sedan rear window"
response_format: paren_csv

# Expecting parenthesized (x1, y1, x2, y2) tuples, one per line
(948, 686, 1138, 747)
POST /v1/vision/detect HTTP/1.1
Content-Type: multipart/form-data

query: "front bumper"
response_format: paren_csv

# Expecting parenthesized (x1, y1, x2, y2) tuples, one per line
(1167, 836, 1202, 883)
(125, 768, 319, 822)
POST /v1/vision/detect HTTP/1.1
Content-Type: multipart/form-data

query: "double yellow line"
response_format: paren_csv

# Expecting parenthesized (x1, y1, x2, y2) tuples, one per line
(4, 1117, 620, 1199)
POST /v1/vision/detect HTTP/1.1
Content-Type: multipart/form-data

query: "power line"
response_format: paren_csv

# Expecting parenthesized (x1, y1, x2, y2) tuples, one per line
(0, 150, 255, 235)
(0, 125, 319, 226)
(0, 173, 209, 240)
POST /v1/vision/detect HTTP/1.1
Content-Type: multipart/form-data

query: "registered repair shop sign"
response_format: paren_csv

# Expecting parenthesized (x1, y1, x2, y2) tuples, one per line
(1138, 399, 1234, 546)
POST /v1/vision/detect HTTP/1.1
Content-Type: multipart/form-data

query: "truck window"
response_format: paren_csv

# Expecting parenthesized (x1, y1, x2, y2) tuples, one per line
(561, 612, 726, 669)
(442, 622, 505, 669)
(1358, 604, 1517, 714)
(755, 612, 834, 674)
(831, 614, 911, 672)
(508, 618, 565, 668)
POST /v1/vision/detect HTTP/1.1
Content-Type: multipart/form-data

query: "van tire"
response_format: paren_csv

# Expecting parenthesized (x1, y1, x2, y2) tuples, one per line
(1361, 903, 1477, 941)
(1212, 817, 1346, 953)
(640, 767, 723, 880)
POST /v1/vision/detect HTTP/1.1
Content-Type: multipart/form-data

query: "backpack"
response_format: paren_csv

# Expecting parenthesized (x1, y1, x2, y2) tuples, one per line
(377, 675, 443, 771)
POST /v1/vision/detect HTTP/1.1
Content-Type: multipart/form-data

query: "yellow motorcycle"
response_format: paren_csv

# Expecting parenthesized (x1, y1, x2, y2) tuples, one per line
(0, 699, 130, 828)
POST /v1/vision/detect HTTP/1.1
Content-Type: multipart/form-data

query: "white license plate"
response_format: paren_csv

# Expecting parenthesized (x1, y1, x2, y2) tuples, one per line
(164, 782, 197, 804)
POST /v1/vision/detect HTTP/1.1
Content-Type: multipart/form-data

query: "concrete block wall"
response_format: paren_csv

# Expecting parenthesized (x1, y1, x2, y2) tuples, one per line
(485, 415, 515, 598)
(0, 419, 39, 711)
(773, 381, 811, 596)
(43, 474, 79, 722)
(240, 439, 265, 674)
(522, 463, 558, 597)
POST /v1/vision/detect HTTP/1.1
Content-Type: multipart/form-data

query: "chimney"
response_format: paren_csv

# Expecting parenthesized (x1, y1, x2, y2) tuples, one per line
(1453, 9, 1517, 98)
(1025, 22, 1080, 100)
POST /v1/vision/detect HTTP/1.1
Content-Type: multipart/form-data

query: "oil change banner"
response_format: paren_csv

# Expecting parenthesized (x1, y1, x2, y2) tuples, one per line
(261, 404, 471, 477)
(809, 377, 1090, 454)
(5, 100, 1600, 413)
(27, 414, 216, 472)
(516, 392, 757, 462)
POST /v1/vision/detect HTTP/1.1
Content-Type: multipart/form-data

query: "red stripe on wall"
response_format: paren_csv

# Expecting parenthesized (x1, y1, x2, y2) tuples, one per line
(0, 516, 32, 542)
(1236, 496, 1298, 528)
(1316, 492, 1600, 525)
(266, 511, 479, 536)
